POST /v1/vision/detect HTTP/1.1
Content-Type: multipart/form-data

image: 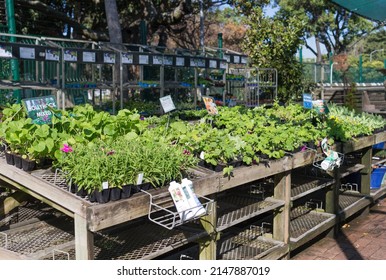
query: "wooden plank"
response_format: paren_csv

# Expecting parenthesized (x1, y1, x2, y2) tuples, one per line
(361, 147, 372, 196)
(374, 131, 386, 144)
(219, 156, 293, 192)
(198, 200, 217, 260)
(0, 159, 89, 217)
(74, 213, 94, 260)
(370, 186, 386, 201)
(290, 215, 336, 250)
(0, 175, 74, 218)
(342, 135, 375, 153)
(259, 244, 289, 260)
(339, 196, 371, 219)
(273, 171, 291, 244)
(0, 191, 29, 216)
(0, 248, 32, 260)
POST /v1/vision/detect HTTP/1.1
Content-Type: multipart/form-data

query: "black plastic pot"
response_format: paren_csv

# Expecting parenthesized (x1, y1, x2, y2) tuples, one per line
(22, 157, 36, 172)
(13, 154, 23, 169)
(5, 152, 14, 165)
(92, 189, 110, 204)
(110, 187, 122, 201)
(121, 184, 135, 199)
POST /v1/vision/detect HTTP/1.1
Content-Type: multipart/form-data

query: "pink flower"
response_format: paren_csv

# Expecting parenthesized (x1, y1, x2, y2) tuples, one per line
(107, 150, 115, 156)
(60, 144, 73, 153)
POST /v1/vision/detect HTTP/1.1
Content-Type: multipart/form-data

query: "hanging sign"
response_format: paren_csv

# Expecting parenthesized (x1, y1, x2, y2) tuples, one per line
(139, 54, 149, 65)
(241, 56, 248, 64)
(209, 59, 217, 69)
(45, 49, 60, 61)
(176, 57, 185, 67)
(64, 49, 78, 62)
(103, 53, 115, 64)
(160, 95, 176, 113)
(303, 93, 313, 109)
(82, 51, 96, 63)
(122, 53, 133, 64)
(164, 56, 173, 66)
(22, 95, 58, 125)
(152, 55, 163, 65)
(0, 44, 12, 58)
(202, 96, 218, 115)
(20, 47, 35, 59)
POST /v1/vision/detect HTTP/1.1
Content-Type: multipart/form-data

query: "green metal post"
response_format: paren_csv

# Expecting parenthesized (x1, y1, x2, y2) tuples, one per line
(140, 20, 147, 45)
(217, 33, 223, 58)
(299, 47, 303, 64)
(359, 55, 363, 83)
(6, 0, 21, 103)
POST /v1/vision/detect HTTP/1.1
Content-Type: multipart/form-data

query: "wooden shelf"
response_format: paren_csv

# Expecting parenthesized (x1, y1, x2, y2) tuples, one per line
(291, 175, 334, 201)
(218, 228, 288, 260)
(338, 191, 370, 219)
(289, 206, 336, 250)
(217, 194, 284, 231)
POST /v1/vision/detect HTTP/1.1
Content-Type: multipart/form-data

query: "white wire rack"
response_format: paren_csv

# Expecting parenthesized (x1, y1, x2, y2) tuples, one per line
(313, 151, 345, 172)
(141, 190, 214, 230)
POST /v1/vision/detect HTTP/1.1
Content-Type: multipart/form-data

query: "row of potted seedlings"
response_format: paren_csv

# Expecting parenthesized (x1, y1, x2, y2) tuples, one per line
(1, 102, 386, 203)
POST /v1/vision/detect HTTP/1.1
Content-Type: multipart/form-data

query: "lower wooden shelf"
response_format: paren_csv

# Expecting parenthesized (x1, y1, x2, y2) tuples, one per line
(218, 228, 288, 260)
(338, 191, 370, 219)
(289, 206, 336, 250)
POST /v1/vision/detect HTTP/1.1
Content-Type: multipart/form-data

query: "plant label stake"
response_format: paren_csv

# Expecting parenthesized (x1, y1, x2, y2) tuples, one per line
(159, 95, 176, 130)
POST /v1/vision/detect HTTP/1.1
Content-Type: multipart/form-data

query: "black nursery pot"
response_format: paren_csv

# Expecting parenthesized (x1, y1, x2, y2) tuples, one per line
(22, 157, 36, 172)
(92, 189, 111, 204)
(121, 184, 136, 199)
(110, 187, 122, 201)
(13, 154, 23, 169)
(5, 152, 14, 165)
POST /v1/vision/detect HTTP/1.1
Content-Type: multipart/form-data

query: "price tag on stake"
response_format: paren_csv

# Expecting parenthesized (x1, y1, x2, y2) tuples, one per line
(102, 181, 109, 190)
(137, 173, 144, 185)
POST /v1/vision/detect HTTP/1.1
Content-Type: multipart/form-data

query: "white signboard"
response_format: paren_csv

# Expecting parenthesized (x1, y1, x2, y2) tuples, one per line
(104, 53, 115, 64)
(45, 49, 60, 61)
(139, 55, 149, 64)
(159, 95, 176, 113)
(164, 56, 173, 66)
(176, 57, 185, 66)
(122, 53, 133, 64)
(64, 49, 78, 62)
(209, 60, 217, 68)
(0, 45, 12, 58)
(20, 47, 35, 59)
(83, 51, 96, 63)
(233, 55, 240, 64)
(153, 55, 163, 65)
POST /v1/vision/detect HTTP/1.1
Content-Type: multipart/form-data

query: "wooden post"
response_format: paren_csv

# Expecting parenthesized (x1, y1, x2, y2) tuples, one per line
(325, 168, 340, 237)
(74, 213, 94, 260)
(198, 199, 217, 260)
(360, 147, 372, 196)
(360, 146, 372, 215)
(273, 171, 291, 245)
(0, 191, 29, 217)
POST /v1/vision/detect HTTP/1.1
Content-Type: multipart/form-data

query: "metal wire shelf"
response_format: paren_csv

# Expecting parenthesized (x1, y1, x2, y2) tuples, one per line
(141, 190, 214, 230)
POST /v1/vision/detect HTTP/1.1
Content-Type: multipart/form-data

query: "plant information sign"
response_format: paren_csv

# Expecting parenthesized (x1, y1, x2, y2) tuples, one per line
(303, 93, 313, 109)
(202, 96, 218, 115)
(22, 95, 58, 124)
(159, 95, 176, 113)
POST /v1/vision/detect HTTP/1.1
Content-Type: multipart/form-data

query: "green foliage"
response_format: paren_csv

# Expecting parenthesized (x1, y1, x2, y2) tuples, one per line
(275, 0, 374, 58)
(242, 7, 306, 101)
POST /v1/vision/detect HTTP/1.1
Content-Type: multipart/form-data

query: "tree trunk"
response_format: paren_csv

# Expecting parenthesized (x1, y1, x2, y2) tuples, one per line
(104, 0, 125, 107)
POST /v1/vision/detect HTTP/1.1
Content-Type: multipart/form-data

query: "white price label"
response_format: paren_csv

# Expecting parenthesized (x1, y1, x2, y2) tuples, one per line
(137, 173, 144, 185)
(102, 181, 109, 190)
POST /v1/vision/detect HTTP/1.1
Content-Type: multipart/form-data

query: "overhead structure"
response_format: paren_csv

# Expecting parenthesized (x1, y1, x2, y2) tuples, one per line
(331, 0, 386, 22)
